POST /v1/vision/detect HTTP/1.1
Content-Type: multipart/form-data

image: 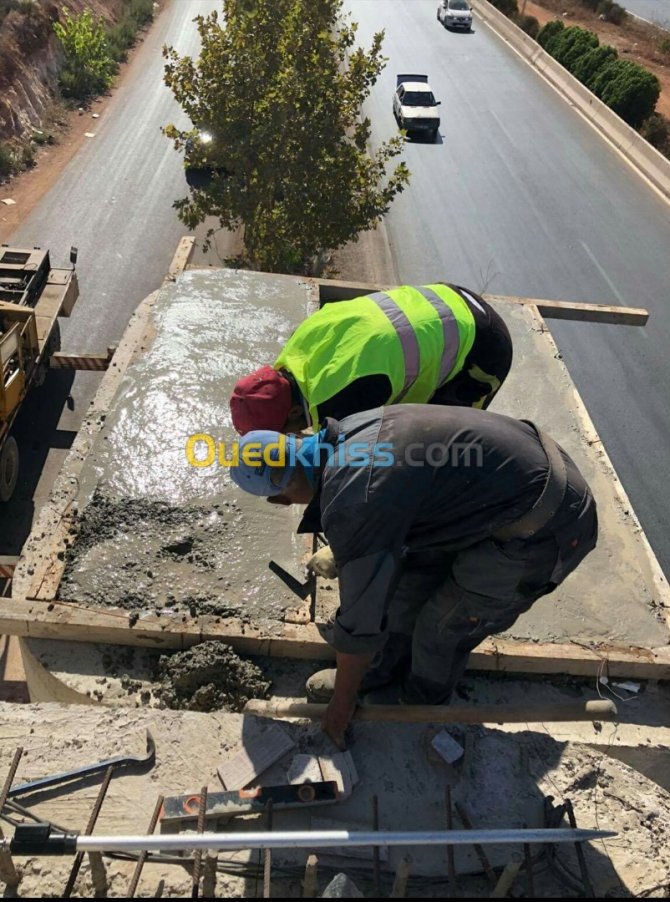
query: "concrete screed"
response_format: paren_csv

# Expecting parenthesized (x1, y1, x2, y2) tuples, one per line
(56, 269, 669, 646)
(16, 268, 670, 708)
(58, 268, 315, 627)
(1, 701, 669, 896)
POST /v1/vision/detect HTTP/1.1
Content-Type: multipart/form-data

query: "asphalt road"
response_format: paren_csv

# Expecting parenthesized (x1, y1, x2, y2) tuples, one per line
(1, 0, 217, 553)
(617, 0, 670, 28)
(347, 0, 670, 574)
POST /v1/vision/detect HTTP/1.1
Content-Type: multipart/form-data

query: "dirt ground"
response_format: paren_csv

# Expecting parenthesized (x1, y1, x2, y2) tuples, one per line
(522, 0, 670, 118)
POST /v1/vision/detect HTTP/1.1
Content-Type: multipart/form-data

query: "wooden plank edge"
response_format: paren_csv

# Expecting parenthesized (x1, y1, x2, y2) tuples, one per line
(164, 236, 196, 284)
(4, 598, 669, 680)
(11, 290, 162, 601)
(313, 277, 648, 326)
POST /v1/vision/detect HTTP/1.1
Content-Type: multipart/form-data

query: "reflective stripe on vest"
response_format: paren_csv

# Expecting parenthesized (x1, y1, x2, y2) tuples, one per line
(367, 291, 420, 401)
(368, 286, 461, 398)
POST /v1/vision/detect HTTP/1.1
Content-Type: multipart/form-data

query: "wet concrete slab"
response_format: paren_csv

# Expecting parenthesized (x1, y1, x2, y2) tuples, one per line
(48, 273, 670, 651)
(59, 268, 315, 628)
(490, 303, 669, 647)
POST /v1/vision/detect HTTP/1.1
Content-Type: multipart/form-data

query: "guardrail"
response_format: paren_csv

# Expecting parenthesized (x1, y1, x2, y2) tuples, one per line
(470, 0, 670, 203)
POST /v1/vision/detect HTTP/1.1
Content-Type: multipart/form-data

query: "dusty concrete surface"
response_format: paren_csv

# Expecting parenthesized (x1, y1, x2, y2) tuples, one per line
(0, 701, 668, 897)
(155, 641, 271, 712)
(57, 268, 315, 627)
(491, 303, 669, 646)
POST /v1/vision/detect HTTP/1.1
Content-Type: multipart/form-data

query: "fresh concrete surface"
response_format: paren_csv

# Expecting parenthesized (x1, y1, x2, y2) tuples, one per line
(58, 268, 315, 627)
(1, 701, 669, 895)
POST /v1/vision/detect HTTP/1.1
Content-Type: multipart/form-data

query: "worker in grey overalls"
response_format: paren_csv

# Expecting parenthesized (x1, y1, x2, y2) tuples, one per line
(230, 405, 598, 748)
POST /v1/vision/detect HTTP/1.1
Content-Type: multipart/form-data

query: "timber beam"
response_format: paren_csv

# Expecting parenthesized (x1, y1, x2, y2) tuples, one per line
(3, 597, 669, 680)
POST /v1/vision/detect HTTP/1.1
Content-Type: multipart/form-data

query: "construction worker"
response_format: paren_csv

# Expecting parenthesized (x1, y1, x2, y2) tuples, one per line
(229, 405, 598, 749)
(230, 283, 513, 436)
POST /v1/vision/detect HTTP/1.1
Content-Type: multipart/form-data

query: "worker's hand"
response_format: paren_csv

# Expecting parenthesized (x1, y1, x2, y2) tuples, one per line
(321, 695, 357, 750)
(307, 545, 337, 579)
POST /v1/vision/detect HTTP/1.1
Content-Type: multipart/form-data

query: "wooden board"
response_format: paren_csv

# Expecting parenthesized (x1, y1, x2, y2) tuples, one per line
(3, 598, 669, 679)
(315, 278, 648, 326)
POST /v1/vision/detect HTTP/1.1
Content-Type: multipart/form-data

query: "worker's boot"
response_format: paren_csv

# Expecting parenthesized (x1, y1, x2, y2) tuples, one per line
(306, 668, 337, 702)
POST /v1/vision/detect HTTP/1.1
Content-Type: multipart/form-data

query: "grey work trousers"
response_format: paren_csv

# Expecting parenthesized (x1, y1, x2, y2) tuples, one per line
(361, 529, 592, 704)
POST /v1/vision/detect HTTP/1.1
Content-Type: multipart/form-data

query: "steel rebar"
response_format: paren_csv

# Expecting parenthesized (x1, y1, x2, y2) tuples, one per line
(60, 827, 615, 853)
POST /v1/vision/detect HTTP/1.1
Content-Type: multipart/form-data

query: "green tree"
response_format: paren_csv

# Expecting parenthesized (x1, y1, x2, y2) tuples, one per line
(515, 14, 540, 39)
(54, 8, 115, 99)
(537, 19, 564, 51)
(163, 0, 409, 273)
(591, 58, 660, 127)
(551, 26, 599, 73)
(571, 43, 617, 88)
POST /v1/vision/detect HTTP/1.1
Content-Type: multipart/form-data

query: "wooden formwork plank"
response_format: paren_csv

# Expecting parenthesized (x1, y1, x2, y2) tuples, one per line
(2, 598, 669, 680)
(315, 278, 648, 326)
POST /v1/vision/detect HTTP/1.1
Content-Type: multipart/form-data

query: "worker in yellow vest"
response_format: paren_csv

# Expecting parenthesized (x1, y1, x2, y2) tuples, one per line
(230, 283, 512, 437)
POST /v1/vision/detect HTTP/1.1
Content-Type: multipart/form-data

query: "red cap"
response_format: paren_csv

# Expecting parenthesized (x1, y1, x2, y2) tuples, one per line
(230, 366, 293, 434)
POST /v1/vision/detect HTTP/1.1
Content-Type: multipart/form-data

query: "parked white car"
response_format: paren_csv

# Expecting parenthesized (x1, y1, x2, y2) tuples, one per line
(393, 75, 441, 140)
(437, 0, 473, 30)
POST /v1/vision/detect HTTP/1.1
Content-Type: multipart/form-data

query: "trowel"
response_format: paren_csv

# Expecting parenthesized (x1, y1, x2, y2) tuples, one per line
(268, 560, 316, 600)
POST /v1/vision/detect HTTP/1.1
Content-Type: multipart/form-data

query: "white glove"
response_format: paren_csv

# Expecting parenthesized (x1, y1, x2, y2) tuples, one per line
(307, 545, 337, 579)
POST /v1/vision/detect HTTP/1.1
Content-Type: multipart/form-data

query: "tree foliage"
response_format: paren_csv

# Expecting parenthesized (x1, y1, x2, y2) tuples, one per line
(537, 19, 564, 51)
(571, 43, 617, 88)
(591, 58, 660, 127)
(163, 0, 410, 273)
(53, 8, 115, 99)
(515, 14, 540, 38)
(551, 25, 599, 72)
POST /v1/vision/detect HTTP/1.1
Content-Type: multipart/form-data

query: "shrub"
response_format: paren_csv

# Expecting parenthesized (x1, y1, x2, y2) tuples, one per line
(572, 43, 617, 87)
(551, 25, 599, 72)
(581, 0, 600, 9)
(640, 112, 669, 151)
(106, 20, 136, 62)
(54, 9, 116, 100)
(597, 0, 627, 23)
(32, 129, 54, 146)
(19, 142, 35, 168)
(537, 19, 564, 51)
(592, 58, 660, 127)
(0, 143, 13, 178)
(105, 0, 153, 63)
(489, 0, 518, 17)
(516, 13, 540, 38)
(659, 36, 670, 56)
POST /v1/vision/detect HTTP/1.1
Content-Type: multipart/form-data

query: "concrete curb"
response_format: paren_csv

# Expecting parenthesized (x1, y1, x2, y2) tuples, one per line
(470, 0, 670, 203)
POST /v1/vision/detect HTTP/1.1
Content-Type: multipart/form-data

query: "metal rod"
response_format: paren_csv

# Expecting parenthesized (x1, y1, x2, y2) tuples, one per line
(455, 802, 497, 886)
(127, 795, 164, 898)
(372, 795, 381, 896)
(0, 747, 23, 887)
(63, 766, 114, 898)
(191, 785, 208, 899)
(70, 827, 615, 853)
(524, 843, 534, 897)
(202, 854, 218, 898)
(564, 799, 595, 897)
(445, 787, 457, 893)
(263, 799, 273, 899)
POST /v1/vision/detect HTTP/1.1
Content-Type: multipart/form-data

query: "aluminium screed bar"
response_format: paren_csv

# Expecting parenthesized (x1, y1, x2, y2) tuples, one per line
(8, 827, 616, 855)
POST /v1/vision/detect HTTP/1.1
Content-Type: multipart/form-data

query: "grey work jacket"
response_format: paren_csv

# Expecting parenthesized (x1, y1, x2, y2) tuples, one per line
(297, 405, 593, 654)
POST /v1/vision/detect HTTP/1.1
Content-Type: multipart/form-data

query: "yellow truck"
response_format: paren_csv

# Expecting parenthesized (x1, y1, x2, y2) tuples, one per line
(0, 244, 79, 502)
